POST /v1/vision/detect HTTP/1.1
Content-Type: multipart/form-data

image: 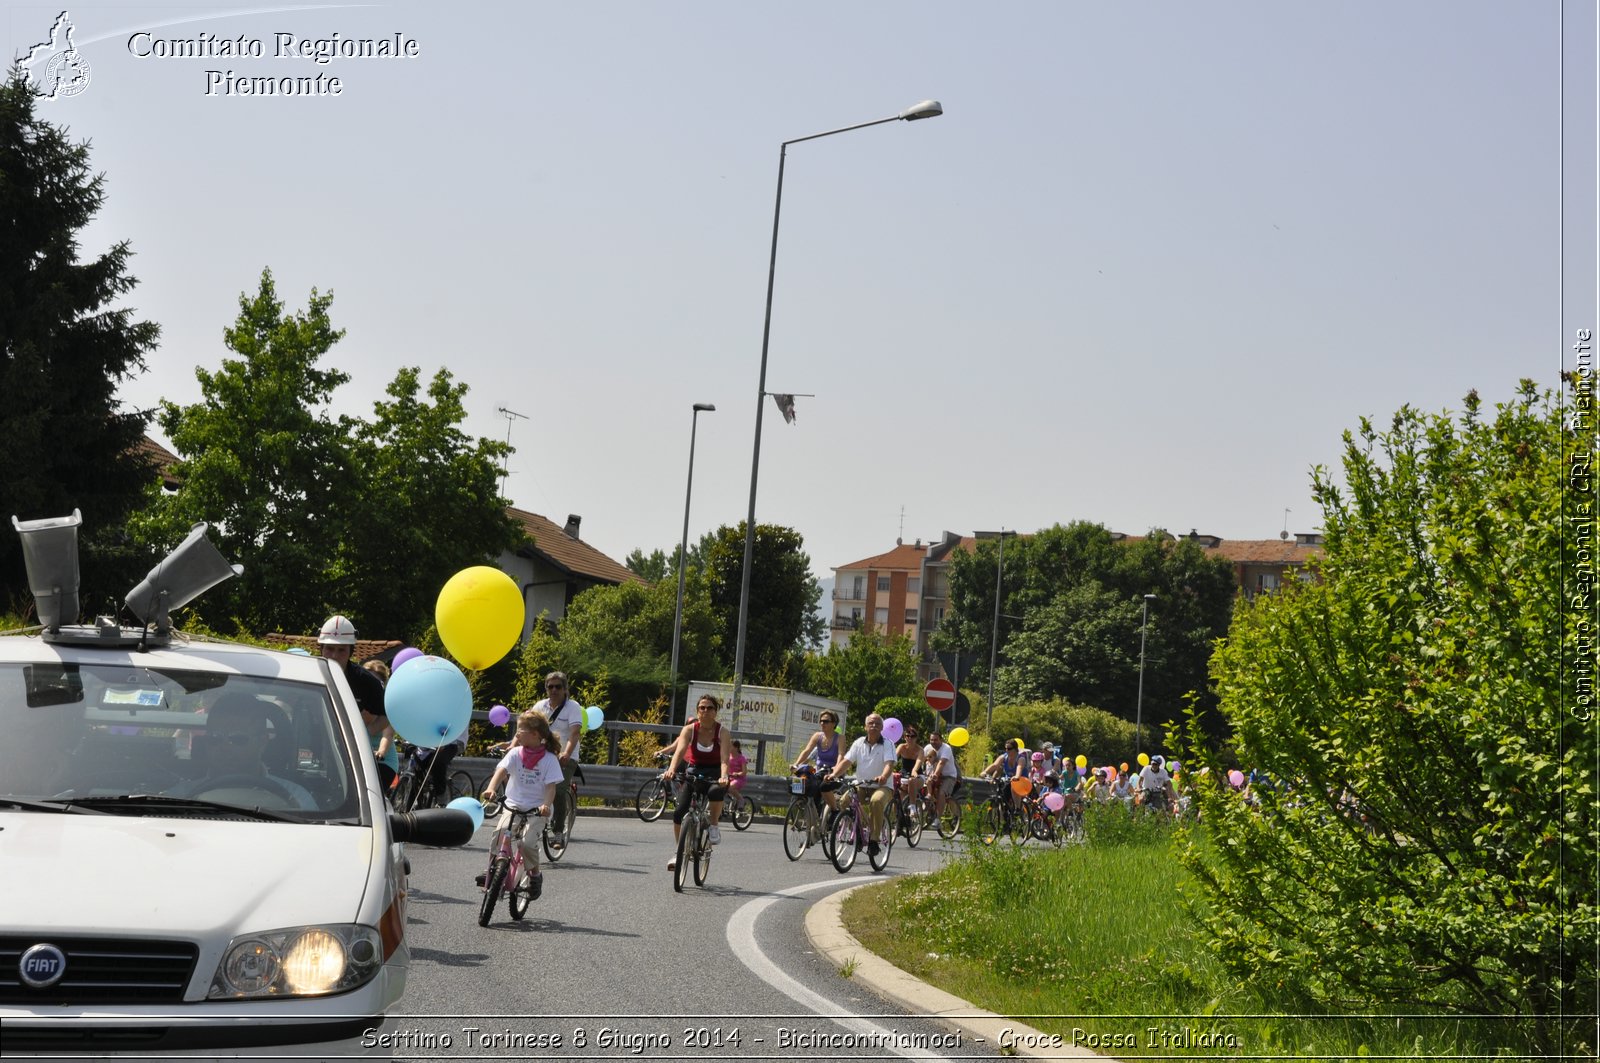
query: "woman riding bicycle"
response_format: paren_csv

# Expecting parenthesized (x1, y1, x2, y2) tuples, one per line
(475, 711, 562, 899)
(790, 709, 844, 814)
(661, 694, 731, 871)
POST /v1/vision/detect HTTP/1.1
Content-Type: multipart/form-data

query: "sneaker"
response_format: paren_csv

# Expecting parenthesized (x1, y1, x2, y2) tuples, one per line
(473, 872, 487, 887)
(867, 841, 881, 857)
(667, 858, 677, 871)
(528, 872, 543, 900)
(708, 825, 722, 845)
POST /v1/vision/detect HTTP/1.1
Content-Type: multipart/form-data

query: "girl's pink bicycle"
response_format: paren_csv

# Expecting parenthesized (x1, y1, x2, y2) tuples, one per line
(478, 807, 540, 926)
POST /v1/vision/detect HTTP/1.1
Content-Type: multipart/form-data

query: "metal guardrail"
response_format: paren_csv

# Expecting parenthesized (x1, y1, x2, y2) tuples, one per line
(454, 758, 799, 810)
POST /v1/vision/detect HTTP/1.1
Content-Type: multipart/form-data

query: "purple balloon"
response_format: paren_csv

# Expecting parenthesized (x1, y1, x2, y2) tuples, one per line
(881, 718, 904, 743)
(488, 704, 511, 727)
(392, 647, 423, 671)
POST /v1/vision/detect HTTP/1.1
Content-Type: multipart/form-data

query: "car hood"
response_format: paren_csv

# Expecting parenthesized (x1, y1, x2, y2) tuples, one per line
(0, 813, 378, 936)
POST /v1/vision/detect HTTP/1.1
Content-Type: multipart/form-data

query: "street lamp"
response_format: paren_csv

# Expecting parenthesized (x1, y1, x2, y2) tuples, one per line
(1135, 593, 1156, 755)
(668, 403, 715, 726)
(974, 529, 1016, 732)
(730, 100, 944, 716)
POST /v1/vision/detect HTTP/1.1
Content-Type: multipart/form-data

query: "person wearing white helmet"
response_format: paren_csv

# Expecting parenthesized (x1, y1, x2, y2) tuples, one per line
(317, 614, 386, 721)
(1136, 754, 1176, 815)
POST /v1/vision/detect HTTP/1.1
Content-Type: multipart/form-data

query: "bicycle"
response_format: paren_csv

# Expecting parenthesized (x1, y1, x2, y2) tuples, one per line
(541, 769, 577, 862)
(827, 777, 897, 874)
(928, 776, 965, 840)
(892, 772, 925, 848)
(672, 775, 716, 892)
(981, 777, 1029, 846)
(477, 806, 541, 927)
(782, 769, 828, 861)
(721, 783, 755, 831)
(391, 743, 474, 812)
(636, 754, 682, 822)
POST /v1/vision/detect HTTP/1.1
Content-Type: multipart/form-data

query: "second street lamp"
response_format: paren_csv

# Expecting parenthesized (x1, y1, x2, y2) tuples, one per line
(1135, 593, 1156, 756)
(668, 403, 715, 726)
(729, 100, 944, 717)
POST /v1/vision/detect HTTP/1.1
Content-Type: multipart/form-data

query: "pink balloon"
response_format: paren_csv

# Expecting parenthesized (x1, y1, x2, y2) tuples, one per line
(488, 704, 511, 727)
(881, 718, 904, 743)
(1228, 769, 1245, 788)
(392, 647, 423, 670)
(1043, 792, 1066, 812)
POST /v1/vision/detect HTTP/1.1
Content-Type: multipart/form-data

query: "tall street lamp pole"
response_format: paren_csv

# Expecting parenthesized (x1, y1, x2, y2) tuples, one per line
(974, 529, 1016, 732)
(1136, 593, 1156, 755)
(668, 403, 715, 726)
(730, 100, 944, 717)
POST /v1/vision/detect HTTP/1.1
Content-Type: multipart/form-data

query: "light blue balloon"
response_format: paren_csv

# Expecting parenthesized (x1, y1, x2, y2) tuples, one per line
(447, 796, 486, 831)
(584, 705, 605, 732)
(384, 654, 472, 746)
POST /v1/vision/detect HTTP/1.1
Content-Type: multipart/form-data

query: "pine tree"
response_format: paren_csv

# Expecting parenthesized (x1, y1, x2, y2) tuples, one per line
(0, 69, 160, 611)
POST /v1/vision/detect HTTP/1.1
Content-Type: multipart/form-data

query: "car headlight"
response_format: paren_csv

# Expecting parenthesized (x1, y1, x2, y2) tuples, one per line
(207, 925, 382, 999)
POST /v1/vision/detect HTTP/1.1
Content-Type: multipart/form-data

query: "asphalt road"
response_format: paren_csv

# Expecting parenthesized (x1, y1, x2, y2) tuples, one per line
(387, 809, 976, 1063)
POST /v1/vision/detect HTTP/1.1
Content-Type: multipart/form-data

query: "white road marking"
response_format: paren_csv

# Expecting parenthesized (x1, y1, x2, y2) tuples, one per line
(726, 878, 950, 1060)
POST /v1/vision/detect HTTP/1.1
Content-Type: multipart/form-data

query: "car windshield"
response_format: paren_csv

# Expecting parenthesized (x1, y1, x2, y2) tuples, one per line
(0, 662, 360, 821)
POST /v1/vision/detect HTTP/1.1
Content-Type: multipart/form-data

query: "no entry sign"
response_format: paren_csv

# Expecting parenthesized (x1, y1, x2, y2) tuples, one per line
(924, 678, 957, 712)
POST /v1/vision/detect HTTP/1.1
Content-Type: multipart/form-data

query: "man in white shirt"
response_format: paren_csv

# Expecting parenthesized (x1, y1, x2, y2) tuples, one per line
(826, 712, 894, 858)
(531, 671, 584, 840)
(921, 730, 960, 823)
(1137, 754, 1176, 814)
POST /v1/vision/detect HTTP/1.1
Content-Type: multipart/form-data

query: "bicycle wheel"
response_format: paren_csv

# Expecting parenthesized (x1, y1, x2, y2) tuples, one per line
(870, 800, 896, 872)
(902, 797, 924, 848)
(692, 815, 712, 886)
(782, 799, 811, 861)
(447, 770, 475, 803)
(541, 818, 567, 862)
(391, 773, 414, 813)
(673, 821, 694, 893)
(731, 791, 754, 831)
(481, 788, 503, 819)
(477, 857, 507, 927)
(819, 807, 837, 861)
(1045, 815, 1064, 848)
(508, 863, 534, 920)
(830, 805, 860, 873)
(636, 778, 670, 822)
(983, 801, 1006, 845)
(938, 800, 963, 839)
(1009, 807, 1030, 847)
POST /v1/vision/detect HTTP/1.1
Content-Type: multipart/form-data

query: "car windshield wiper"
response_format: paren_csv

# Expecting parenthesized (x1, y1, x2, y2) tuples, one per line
(0, 796, 111, 815)
(66, 794, 302, 822)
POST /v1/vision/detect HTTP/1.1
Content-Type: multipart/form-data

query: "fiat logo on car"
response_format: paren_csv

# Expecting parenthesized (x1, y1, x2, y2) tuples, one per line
(19, 943, 67, 988)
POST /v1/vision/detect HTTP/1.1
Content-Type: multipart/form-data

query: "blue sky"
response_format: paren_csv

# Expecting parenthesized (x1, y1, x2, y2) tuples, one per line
(8, 1, 1594, 578)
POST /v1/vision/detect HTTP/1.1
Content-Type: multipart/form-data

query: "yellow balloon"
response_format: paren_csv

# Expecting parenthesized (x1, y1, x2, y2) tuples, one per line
(435, 566, 524, 670)
(1074, 754, 1088, 769)
(1138, 752, 1150, 767)
(948, 727, 969, 748)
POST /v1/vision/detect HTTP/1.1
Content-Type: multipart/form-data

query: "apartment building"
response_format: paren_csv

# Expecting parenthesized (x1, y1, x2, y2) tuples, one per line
(828, 542, 931, 649)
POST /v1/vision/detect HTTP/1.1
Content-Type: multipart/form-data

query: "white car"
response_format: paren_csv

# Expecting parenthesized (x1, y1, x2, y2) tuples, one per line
(1, 515, 470, 1059)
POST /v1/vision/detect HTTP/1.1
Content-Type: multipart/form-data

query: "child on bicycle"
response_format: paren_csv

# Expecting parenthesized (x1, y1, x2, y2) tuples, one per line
(476, 711, 562, 900)
(728, 740, 748, 792)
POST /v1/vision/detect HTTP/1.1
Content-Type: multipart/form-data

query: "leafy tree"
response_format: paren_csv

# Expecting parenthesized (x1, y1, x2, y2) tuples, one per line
(704, 522, 825, 681)
(1179, 380, 1594, 1054)
(807, 626, 919, 723)
(0, 71, 160, 608)
(873, 696, 938, 742)
(933, 521, 1235, 735)
(555, 572, 721, 711)
(624, 548, 670, 582)
(510, 612, 563, 710)
(988, 698, 1144, 766)
(339, 367, 522, 637)
(132, 269, 348, 633)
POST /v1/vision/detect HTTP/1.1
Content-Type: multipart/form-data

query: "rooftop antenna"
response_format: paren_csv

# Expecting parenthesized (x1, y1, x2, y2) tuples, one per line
(898, 505, 906, 544)
(1280, 508, 1292, 540)
(496, 406, 528, 497)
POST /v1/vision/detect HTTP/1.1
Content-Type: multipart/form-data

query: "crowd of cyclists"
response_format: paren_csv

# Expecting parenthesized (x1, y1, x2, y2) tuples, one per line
(333, 618, 1205, 913)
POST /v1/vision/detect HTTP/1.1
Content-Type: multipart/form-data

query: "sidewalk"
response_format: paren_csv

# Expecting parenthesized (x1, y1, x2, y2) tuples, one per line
(804, 883, 1119, 1062)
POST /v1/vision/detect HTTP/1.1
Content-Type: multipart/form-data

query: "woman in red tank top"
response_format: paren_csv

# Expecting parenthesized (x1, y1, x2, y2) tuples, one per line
(660, 694, 732, 870)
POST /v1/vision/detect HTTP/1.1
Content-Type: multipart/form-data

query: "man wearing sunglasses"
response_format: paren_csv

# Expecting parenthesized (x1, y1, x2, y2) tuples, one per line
(531, 671, 583, 841)
(170, 693, 317, 810)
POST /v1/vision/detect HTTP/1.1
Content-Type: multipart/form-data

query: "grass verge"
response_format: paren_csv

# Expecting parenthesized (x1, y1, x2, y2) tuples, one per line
(840, 805, 1543, 1059)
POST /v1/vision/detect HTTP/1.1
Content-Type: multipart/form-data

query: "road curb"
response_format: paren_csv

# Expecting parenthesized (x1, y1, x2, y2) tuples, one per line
(804, 881, 1117, 1062)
